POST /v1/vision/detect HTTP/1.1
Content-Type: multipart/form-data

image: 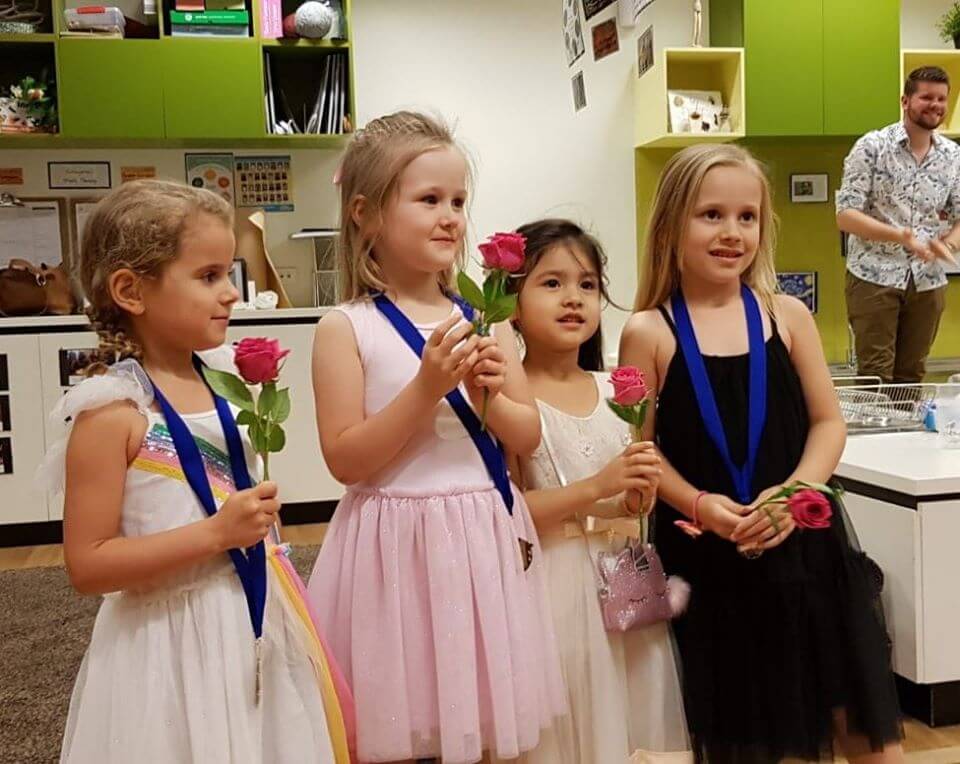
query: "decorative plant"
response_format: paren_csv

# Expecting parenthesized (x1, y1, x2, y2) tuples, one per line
(2, 71, 57, 132)
(937, 2, 960, 46)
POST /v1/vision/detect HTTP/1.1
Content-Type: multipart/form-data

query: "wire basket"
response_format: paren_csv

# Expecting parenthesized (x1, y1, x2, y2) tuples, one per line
(834, 383, 937, 432)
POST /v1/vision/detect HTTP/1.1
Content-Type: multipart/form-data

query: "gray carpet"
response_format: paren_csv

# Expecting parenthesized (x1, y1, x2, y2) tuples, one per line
(0, 545, 320, 764)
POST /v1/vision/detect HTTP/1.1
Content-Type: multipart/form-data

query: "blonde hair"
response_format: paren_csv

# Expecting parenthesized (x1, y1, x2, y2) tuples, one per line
(335, 110, 469, 301)
(634, 144, 778, 313)
(78, 179, 234, 373)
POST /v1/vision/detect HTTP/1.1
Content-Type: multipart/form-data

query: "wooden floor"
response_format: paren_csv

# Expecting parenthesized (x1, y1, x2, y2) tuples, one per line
(3, 522, 960, 761)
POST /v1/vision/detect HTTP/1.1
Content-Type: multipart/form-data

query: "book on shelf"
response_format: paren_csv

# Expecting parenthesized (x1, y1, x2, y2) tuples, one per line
(170, 9, 249, 36)
(174, 0, 204, 10)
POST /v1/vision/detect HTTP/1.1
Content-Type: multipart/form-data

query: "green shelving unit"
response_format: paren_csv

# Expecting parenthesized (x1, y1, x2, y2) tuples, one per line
(0, 0, 355, 147)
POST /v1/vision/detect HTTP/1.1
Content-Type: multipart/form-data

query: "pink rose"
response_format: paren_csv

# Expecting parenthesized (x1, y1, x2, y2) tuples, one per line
(609, 366, 649, 406)
(788, 489, 833, 529)
(234, 338, 290, 384)
(478, 232, 526, 273)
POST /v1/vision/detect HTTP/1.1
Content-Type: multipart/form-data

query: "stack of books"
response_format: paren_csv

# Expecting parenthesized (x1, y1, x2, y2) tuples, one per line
(170, 0, 249, 36)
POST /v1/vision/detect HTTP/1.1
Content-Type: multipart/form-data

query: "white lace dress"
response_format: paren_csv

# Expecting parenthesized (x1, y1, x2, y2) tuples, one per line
(518, 372, 691, 763)
(38, 356, 338, 764)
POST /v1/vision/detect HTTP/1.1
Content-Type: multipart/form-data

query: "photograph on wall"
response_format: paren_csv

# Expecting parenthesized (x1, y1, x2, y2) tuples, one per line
(620, 0, 657, 26)
(0, 354, 7, 391)
(185, 153, 235, 206)
(581, 0, 615, 21)
(563, 0, 585, 67)
(778, 271, 818, 313)
(0, 395, 9, 432)
(59, 348, 97, 388)
(790, 173, 829, 203)
(0, 437, 11, 475)
(572, 71, 587, 112)
(236, 155, 294, 212)
(637, 24, 654, 78)
(591, 18, 619, 61)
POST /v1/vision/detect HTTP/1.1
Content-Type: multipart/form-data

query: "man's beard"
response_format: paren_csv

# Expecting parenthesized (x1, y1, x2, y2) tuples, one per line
(907, 106, 944, 130)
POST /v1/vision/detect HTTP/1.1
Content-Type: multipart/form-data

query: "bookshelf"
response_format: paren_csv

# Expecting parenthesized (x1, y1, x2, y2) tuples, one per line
(0, 0, 354, 146)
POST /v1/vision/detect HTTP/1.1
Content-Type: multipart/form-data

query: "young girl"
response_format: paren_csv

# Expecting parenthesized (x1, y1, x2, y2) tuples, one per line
(306, 111, 566, 764)
(506, 218, 690, 763)
(40, 180, 348, 763)
(620, 144, 903, 763)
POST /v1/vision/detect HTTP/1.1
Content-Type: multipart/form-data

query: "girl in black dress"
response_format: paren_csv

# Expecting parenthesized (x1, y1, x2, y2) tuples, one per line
(620, 144, 903, 763)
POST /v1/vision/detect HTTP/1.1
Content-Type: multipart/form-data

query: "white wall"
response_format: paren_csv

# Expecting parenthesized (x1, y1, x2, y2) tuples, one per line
(353, 0, 707, 360)
(903, 0, 956, 48)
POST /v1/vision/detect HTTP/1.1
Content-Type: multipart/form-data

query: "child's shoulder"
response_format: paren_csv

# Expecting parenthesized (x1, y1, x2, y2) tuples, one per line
(621, 307, 673, 348)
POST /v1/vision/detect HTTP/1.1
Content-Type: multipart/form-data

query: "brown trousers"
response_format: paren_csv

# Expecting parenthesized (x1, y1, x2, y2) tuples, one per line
(845, 271, 946, 383)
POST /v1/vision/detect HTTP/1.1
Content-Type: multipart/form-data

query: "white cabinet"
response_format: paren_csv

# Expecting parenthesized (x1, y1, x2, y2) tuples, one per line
(0, 335, 47, 524)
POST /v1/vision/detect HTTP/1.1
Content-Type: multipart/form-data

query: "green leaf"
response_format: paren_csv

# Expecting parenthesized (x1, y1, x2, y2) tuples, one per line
(274, 388, 291, 424)
(457, 272, 486, 312)
(267, 425, 286, 452)
(236, 410, 257, 427)
(483, 293, 518, 325)
(796, 480, 836, 496)
(247, 419, 266, 454)
(634, 398, 650, 429)
(202, 367, 254, 412)
(605, 399, 635, 427)
(258, 382, 278, 419)
(483, 272, 500, 305)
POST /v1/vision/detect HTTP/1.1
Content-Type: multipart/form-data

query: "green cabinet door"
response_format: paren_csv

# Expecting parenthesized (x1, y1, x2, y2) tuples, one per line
(161, 39, 264, 139)
(743, 0, 824, 136)
(823, 0, 900, 135)
(58, 40, 165, 138)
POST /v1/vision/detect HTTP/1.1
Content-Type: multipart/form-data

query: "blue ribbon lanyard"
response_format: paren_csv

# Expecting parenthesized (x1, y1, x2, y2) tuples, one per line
(670, 285, 767, 505)
(148, 356, 267, 644)
(372, 293, 515, 515)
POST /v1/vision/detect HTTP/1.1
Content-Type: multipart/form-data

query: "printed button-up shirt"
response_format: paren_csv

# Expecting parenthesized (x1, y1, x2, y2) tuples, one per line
(836, 121, 960, 291)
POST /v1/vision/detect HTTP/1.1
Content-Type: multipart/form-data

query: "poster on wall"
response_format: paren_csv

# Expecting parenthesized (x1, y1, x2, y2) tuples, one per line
(572, 71, 587, 112)
(637, 24, 654, 78)
(185, 153, 235, 206)
(778, 272, 818, 313)
(592, 18, 619, 61)
(48, 162, 111, 190)
(236, 155, 294, 212)
(562, 0, 585, 67)
(619, 0, 657, 27)
(581, 0, 615, 21)
(120, 166, 157, 184)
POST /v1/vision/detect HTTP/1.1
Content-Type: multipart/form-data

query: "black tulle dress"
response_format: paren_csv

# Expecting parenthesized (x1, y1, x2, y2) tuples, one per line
(652, 307, 903, 763)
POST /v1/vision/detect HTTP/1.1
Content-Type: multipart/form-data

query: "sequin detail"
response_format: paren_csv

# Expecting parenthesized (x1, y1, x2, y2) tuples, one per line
(132, 423, 234, 502)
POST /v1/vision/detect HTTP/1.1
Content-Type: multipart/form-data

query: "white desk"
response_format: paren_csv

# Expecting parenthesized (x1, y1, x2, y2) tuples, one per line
(836, 432, 960, 726)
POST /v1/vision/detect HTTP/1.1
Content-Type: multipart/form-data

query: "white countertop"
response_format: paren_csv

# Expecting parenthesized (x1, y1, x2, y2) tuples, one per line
(837, 431, 960, 496)
(0, 308, 326, 330)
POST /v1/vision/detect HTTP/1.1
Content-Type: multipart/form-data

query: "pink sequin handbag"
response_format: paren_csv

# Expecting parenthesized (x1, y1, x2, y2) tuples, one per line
(538, 411, 688, 633)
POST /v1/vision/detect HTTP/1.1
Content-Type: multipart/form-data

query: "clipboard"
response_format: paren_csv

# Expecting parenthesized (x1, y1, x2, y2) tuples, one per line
(68, 196, 105, 264)
(0, 196, 70, 269)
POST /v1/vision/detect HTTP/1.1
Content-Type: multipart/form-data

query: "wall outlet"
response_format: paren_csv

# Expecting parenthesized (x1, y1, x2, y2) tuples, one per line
(277, 266, 298, 284)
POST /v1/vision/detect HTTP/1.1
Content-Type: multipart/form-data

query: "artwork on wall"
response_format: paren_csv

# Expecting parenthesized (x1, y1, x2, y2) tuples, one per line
(790, 173, 829, 203)
(563, 0, 585, 66)
(48, 162, 111, 190)
(778, 271, 818, 313)
(667, 90, 730, 134)
(185, 153, 236, 206)
(572, 71, 587, 112)
(581, 0, 615, 20)
(637, 25, 654, 78)
(591, 18, 619, 61)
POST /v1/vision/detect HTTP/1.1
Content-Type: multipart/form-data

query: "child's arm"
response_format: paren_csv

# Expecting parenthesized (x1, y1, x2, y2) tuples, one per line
(64, 403, 279, 595)
(313, 311, 479, 484)
(619, 312, 747, 539)
(732, 296, 847, 549)
(518, 443, 660, 534)
(466, 321, 541, 456)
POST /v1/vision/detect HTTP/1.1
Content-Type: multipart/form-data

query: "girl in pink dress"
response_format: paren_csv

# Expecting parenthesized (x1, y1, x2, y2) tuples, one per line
(306, 111, 566, 764)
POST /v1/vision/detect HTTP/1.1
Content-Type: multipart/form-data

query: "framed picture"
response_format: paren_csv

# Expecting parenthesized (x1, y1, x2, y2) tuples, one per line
(790, 173, 829, 203)
(230, 258, 249, 301)
(563, 0, 585, 67)
(637, 25, 654, 79)
(581, 0, 615, 21)
(48, 162, 112, 190)
(572, 71, 587, 112)
(591, 18, 619, 61)
(778, 271, 818, 313)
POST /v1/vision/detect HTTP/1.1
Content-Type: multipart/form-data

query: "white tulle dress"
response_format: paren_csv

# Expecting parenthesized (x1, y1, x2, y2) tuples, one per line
(37, 354, 341, 763)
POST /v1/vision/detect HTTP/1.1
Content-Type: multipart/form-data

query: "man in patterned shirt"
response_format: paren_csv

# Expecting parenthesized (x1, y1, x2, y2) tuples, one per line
(837, 66, 960, 382)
